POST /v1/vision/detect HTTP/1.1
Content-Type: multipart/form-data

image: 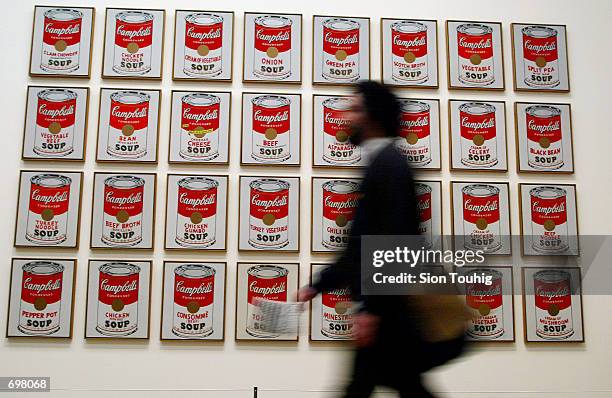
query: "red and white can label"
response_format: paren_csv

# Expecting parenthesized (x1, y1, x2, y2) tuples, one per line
(462, 184, 501, 252)
(113, 11, 153, 75)
(251, 95, 291, 162)
(457, 24, 494, 86)
(18, 261, 64, 335)
(321, 287, 354, 339)
(35, 89, 77, 157)
(322, 180, 360, 249)
(391, 21, 428, 83)
(322, 97, 360, 164)
(246, 265, 288, 337)
(180, 93, 220, 161)
(175, 177, 218, 248)
(173, 264, 215, 338)
(249, 179, 289, 249)
(530, 186, 569, 253)
(184, 13, 223, 77)
(107, 91, 150, 159)
(41, 8, 82, 73)
(459, 102, 498, 168)
(534, 270, 574, 339)
(398, 100, 431, 166)
(102, 175, 144, 246)
(322, 18, 360, 82)
(96, 263, 140, 336)
(466, 269, 504, 338)
(522, 26, 559, 88)
(415, 183, 433, 249)
(526, 105, 563, 170)
(26, 174, 71, 245)
(253, 15, 292, 79)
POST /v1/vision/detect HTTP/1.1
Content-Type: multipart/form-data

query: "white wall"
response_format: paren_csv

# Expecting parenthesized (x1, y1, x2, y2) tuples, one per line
(1, 0, 611, 397)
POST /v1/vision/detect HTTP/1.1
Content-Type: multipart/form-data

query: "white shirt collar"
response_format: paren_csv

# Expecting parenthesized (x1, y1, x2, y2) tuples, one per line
(360, 137, 397, 164)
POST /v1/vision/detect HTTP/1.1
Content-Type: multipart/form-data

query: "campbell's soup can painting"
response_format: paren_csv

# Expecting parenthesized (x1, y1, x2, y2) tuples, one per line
(113, 11, 153, 75)
(107, 91, 150, 159)
(530, 186, 569, 253)
(321, 286, 354, 339)
(465, 269, 504, 339)
(41, 8, 83, 73)
(249, 179, 289, 249)
(456, 23, 494, 86)
(398, 100, 431, 166)
(253, 15, 292, 79)
(415, 183, 433, 249)
(180, 93, 220, 161)
(96, 262, 140, 336)
(534, 270, 573, 339)
(391, 21, 428, 83)
(322, 18, 360, 82)
(26, 174, 71, 245)
(462, 184, 501, 253)
(322, 180, 360, 249)
(175, 177, 218, 248)
(35, 89, 77, 157)
(459, 102, 498, 168)
(173, 264, 215, 338)
(246, 265, 288, 337)
(251, 95, 291, 162)
(102, 175, 144, 247)
(322, 97, 360, 165)
(526, 105, 563, 170)
(522, 26, 559, 88)
(18, 261, 64, 335)
(183, 13, 223, 77)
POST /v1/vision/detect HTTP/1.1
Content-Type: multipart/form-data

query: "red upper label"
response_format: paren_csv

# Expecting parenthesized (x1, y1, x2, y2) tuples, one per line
(417, 191, 432, 222)
(400, 110, 430, 139)
(323, 26, 359, 56)
(323, 107, 351, 137)
(21, 271, 63, 304)
(43, 17, 82, 46)
(392, 30, 427, 58)
(115, 20, 153, 48)
(98, 271, 139, 305)
(457, 31, 493, 59)
(29, 183, 70, 215)
(104, 185, 144, 217)
(523, 35, 558, 62)
(254, 24, 291, 53)
(535, 278, 571, 310)
(463, 192, 500, 224)
(323, 189, 359, 221)
(181, 101, 220, 132)
(177, 186, 217, 218)
(250, 188, 289, 219)
(110, 98, 149, 131)
(252, 104, 290, 135)
(466, 277, 502, 309)
(37, 97, 76, 128)
(531, 194, 567, 225)
(322, 287, 351, 307)
(174, 274, 214, 307)
(460, 110, 497, 141)
(185, 21, 222, 51)
(527, 114, 562, 144)
(247, 274, 287, 304)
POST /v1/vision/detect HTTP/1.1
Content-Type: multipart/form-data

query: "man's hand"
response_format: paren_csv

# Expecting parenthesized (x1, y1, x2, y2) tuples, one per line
(352, 312, 380, 347)
(296, 286, 318, 302)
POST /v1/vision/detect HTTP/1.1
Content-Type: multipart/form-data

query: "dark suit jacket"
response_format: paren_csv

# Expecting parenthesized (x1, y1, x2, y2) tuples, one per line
(312, 142, 421, 315)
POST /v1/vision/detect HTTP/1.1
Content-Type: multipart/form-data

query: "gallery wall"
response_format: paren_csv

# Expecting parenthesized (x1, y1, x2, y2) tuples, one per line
(1, 0, 612, 397)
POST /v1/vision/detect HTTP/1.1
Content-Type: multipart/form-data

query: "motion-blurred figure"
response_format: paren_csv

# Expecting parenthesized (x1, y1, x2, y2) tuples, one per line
(298, 81, 466, 397)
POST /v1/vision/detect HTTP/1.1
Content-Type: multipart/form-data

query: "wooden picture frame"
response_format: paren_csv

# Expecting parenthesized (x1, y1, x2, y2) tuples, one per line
(242, 12, 302, 84)
(445, 20, 505, 90)
(164, 174, 228, 251)
(160, 261, 227, 341)
(511, 23, 570, 92)
(29, 5, 95, 78)
(89, 172, 157, 250)
(22, 85, 90, 161)
(6, 258, 77, 338)
(522, 266, 584, 342)
(172, 10, 234, 81)
(84, 259, 152, 339)
(14, 170, 83, 249)
(380, 18, 439, 88)
(96, 87, 161, 164)
(240, 92, 301, 166)
(101, 7, 166, 80)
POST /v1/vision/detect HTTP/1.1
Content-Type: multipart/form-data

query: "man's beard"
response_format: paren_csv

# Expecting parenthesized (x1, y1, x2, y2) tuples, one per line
(348, 124, 365, 146)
